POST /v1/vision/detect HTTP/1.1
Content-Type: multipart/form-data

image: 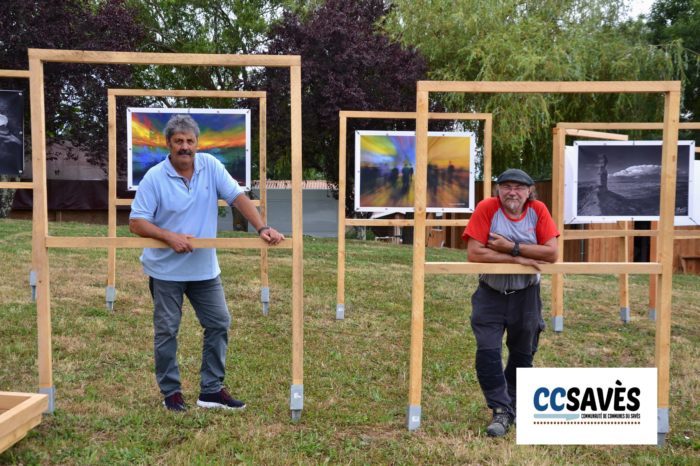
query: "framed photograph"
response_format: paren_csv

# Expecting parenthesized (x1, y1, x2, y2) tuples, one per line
(354, 130, 476, 213)
(127, 108, 251, 191)
(0, 90, 24, 176)
(564, 141, 698, 225)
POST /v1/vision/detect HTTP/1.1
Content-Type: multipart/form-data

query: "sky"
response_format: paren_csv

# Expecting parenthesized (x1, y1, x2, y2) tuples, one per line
(627, 0, 655, 18)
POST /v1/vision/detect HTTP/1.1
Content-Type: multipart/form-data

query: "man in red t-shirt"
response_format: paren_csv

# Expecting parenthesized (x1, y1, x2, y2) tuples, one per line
(462, 168, 559, 437)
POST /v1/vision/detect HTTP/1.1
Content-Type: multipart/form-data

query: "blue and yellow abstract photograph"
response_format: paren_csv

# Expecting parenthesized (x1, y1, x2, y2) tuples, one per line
(127, 108, 250, 190)
(355, 131, 474, 212)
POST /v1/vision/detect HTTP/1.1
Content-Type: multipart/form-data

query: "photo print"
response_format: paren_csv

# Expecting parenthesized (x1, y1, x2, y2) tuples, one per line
(565, 140, 697, 224)
(127, 108, 251, 190)
(354, 130, 475, 213)
(0, 90, 25, 176)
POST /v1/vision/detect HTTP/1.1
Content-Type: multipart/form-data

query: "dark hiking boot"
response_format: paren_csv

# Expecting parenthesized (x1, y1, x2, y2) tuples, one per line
(486, 408, 514, 437)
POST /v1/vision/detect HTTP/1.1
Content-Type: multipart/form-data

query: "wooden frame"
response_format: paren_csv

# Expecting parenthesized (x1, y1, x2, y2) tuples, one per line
(105, 89, 272, 314)
(0, 392, 48, 454)
(552, 122, 700, 330)
(335, 110, 492, 319)
(27, 49, 305, 420)
(353, 129, 477, 214)
(411, 81, 680, 446)
(0, 69, 49, 455)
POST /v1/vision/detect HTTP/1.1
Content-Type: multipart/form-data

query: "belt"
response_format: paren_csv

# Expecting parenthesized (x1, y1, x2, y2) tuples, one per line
(479, 281, 534, 295)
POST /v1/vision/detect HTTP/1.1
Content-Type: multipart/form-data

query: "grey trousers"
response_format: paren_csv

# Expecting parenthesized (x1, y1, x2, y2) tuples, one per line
(149, 276, 231, 397)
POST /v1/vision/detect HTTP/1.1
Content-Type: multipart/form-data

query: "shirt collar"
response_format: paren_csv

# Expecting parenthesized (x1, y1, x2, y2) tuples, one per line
(163, 153, 204, 178)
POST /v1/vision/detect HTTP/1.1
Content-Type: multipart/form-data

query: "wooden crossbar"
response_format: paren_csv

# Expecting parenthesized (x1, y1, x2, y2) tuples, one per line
(28, 49, 299, 67)
(417, 81, 681, 93)
(424, 262, 662, 275)
(45, 236, 292, 249)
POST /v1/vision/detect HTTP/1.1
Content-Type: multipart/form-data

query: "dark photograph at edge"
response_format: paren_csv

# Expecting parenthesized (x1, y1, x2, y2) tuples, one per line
(0, 90, 24, 176)
(576, 142, 692, 217)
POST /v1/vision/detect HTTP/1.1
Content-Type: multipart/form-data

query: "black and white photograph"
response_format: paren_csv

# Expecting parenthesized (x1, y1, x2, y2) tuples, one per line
(0, 90, 24, 176)
(568, 141, 696, 224)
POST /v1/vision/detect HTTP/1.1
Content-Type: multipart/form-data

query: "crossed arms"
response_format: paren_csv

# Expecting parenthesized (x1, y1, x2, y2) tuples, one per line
(467, 232, 558, 271)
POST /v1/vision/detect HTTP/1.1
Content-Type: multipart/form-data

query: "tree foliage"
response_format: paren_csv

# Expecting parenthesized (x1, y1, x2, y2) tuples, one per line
(0, 0, 145, 169)
(647, 0, 700, 121)
(383, 0, 685, 179)
(126, 0, 285, 94)
(260, 0, 429, 211)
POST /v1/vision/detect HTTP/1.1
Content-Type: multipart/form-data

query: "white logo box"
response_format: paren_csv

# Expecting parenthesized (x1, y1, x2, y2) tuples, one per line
(516, 368, 657, 445)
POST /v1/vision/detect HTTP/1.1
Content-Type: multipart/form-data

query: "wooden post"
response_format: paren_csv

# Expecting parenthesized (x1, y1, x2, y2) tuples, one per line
(28, 55, 54, 412)
(655, 90, 681, 445)
(483, 115, 493, 197)
(106, 93, 117, 310)
(618, 221, 630, 323)
(649, 221, 658, 320)
(551, 128, 566, 332)
(336, 113, 347, 320)
(289, 64, 304, 421)
(259, 96, 270, 315)
(407, 89, 429, 430)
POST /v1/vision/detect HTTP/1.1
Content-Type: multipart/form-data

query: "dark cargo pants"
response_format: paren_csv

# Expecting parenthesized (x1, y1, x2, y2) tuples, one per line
(470, 282, 545, 416)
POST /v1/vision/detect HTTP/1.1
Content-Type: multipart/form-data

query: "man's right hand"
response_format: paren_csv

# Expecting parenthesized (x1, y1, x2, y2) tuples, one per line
(164, 231, 194, 253)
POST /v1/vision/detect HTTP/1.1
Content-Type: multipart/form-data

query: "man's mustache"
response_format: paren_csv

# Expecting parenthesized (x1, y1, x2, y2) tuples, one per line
(177, 149, 193, 156)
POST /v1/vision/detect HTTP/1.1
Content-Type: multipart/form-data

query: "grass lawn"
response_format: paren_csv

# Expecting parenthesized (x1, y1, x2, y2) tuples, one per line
(0, 219, 698, 464)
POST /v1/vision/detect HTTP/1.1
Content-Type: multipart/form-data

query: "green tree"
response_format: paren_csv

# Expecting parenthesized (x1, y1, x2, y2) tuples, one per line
(647, 0, 700, 121)
(127, 0, 285, 92)
(122, 1, 288, 182)
(383, 0, 684, 180)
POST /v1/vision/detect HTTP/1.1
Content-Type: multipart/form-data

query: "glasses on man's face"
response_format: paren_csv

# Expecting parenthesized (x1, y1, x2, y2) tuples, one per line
(499, 184, 529, 193)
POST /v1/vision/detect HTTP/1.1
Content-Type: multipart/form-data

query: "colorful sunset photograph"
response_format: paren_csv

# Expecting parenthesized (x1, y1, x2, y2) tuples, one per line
(355, 131, 474, 212)
(127, 108, 250, 190)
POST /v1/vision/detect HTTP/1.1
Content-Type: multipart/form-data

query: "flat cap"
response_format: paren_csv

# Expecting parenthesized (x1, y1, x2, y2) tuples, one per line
(496, 168, 534, 186)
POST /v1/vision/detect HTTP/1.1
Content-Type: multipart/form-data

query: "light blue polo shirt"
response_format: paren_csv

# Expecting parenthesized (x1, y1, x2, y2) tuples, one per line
(130, 153, 244, 281)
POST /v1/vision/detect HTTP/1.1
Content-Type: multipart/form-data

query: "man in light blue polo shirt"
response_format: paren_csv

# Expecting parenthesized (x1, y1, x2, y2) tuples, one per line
(129, 114, 284, 412)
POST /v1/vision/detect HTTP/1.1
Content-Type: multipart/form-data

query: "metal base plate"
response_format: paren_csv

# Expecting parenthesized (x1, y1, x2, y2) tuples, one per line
(619, 306, 630, 323)
(657, 433, 666, 447)
(407, 405, 421, 431)
(29, 270, 37, 302)
(261, 287, 270, 316)
(39, 386, 56, 414)
(648, 308, 656, 321)
(290, 384, 303, 410)
(552, 315, 564, 332)
(106, 286, 116, 311)
(657, 407, 669, 447)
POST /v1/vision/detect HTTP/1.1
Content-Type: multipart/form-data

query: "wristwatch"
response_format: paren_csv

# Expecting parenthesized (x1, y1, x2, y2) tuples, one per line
(257, 225, 271, 234)
(510, 241, 520, 257)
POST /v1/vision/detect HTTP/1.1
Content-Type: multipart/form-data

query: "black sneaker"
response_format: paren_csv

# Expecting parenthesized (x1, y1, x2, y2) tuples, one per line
(163, 392, 187, 412)
(196, 388, 246, 410)
(486, 408, 514, 437)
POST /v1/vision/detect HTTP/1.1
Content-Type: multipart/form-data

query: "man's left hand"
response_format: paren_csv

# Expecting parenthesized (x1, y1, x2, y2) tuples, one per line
(260, 227, 285, 245)
(487, 232, 514, 253)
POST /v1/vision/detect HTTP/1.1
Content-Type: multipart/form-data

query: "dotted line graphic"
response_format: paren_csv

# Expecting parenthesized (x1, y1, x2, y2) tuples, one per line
(534, 421, 641, 425)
